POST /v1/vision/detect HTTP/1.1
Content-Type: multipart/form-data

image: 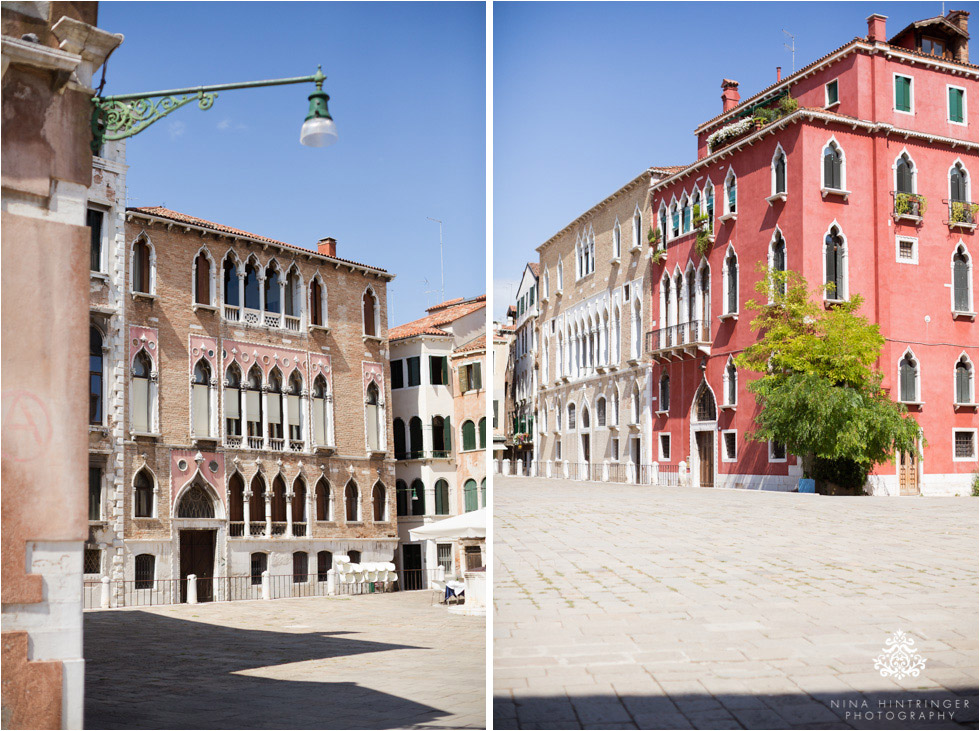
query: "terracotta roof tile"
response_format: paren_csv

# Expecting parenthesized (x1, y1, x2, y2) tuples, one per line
(453, 334, 486, 354)
(389, 295, 486, 342)
(127, 206, 390, 274)
(528, 262, 540, 277)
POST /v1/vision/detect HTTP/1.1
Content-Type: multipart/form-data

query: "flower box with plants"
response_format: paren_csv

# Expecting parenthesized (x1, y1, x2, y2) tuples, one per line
(707, 95, 798, 153)
(693, 205, 713, 257)
(949, 201, 979, 226)
(893, 192, 927, 219)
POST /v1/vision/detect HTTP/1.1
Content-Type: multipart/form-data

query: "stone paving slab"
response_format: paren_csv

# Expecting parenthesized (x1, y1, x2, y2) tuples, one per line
(85, 591, 485, 729)
(493, 477, 979, 729)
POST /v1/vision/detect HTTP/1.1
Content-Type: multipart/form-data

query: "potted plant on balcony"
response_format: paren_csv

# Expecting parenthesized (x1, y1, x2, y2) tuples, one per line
(895, 192, 927, 218)
(951, 201, 979, 225)
(693, 205, 713, 257)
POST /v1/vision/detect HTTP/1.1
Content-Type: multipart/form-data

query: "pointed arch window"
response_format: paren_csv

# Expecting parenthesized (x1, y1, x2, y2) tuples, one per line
(950, 162, 968, 203)
(270, 476, 287, 524)
(659, 373, 670, 412)
(284, 267, 301, 325)
(250, 475, 266, 522)
(224, 364, 242, 438)
(955, 356, 974, 405)
(824, 226, 845, 301)
(363, 289, 378, 337)
(632, 208, 642, 249)
(670, 201, 680, 238)
(658, 204, 668, 239)
(686, 268, 697, 323)
(695, 383, 717, 422)
(567, 403, 576, 430)
(365, 382, 382, 452)
(409, 416, 423, 459)
(132, 350, 153, 433)
(223, 258, 240, 309)
(264, 265, 281, 314)
(373, 482, 387, 521)
(292, 477, 307, 526)
(246, 366, 263, 440)
(725, 172, 737, 215)
(315, 477, 331, 521)
(192, 360, 213, 437)
(286, 371, 303, 445)
(631, 385, 641, 425)
(699, 265, 710, 323)
(267, 370, 284, 442)
(705, 181, 715, 222)
(312, 375, 332, 447)
(682, 195, 692, 233)
(134, 469, 154, 518)
(823, 142, 843, 190)
(90, 326, 104, 425)
(771, 231, 787, 297)
(178, 483, 215, 519)
(772, 147, 786, 195)
(725, 358, 738, 406)
(899, 352, 919, 403)
(310, 277, 326, 327)
(896, 153, 915, 194)
(228, 473, 245, 523)
(596, 397, 606, 427)
(345, 481, 359, 522)
(953, 245, 972, 313)
(194, 251, 211, 305)
(244, 261, 260, 310)
(133, 238, 152, 294)
(611, 389, 620, 426)
(613, 220, 621, 259)
(724, 249, 738, 314)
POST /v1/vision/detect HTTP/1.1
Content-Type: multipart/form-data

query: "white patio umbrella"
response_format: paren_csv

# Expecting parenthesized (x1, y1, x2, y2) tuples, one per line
(408, 508, 486, 541)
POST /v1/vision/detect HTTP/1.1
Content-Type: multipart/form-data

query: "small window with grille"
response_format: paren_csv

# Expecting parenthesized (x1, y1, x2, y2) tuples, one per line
(134, 554, 155, 590)
(250, 552, 267, 585)
(293, 552, 309, 583)
(611, 437, 619, 462)
(954, 431, 976, 460)
(84, 548, 101, 575)
(896, 237, 917, 264)
(437, 544, 453, 574)
(723, 431, 737, 462)
(659, 434, 671, 461)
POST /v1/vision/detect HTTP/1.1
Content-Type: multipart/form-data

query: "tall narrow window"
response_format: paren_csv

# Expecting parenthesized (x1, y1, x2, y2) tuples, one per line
(726, 359, 737, 405)
(434, 479, 450, 515)
(132, 351, 152, 433)
(613, 220, 621, 258)
(250, 475, 266, 522)
(284, 268, 300, 322)
(950, 163, 968, 204)
(90, 327, 104, 425)
(462, 420, 476, 451)
(312, 375, 330, 446)
(363, 289, 378, 337)
(894, 75, 912, 113)
(825, 79, 839, 106)
(271, 476, 287, 525)
(194, 251, 211, 305)
(464, 479, 478, 512)
(244, 262, 260, 310)
(410, 478, 425, 516)
(292, 552, 308, 583)
(682, 196, 692, 233)
(687, 269, 696, 323)
(479, 417, 486, 449)
(948, 87, 965, 123)
(953, 246, 971, 312)
(670, 202, 680, 238)
(264, 266, 281, 314)
(373, 483, 386, 521)
(89, 466, 102, 521)
(267, 370, 284, 442)
(896, 154, 915, 194)
(823, 143, 843, 190)
(899, 352, 918, 403)
(310, 278, 324, 326)
(225, 365, 242, 437)
(659, 205, 668, 239)
(246, 366, 263, 440)
(396, 480, 409, 516)
(133, 238, 151, 293)
(699, 266, 710, 323)
(432, 415, 450, 457)
(659, 373, 670, 412)
(345, 481, 359, 522)
(315, 477, 330, 521)
(88, 209, 104, 272)
(955, 357, 974, 405)
(393, 418, 406, 460)
(223, 258, 239, 308)
(192, 360, 212, 437)
(772, 148, 786, 195)
(134, 555, 155, 590)
(365, 383, 381, 452)
(317, 551, 332, 581)
(250, 553, 267, 585)
(825, 226, 845, 301)
(772, 232, 787, 297)
(705, 183, 714, 222)
(725, 172, 737, 214)
(725, 250, 738, 314)
(134, 469, 153, 518)
(633, 209, 642, 249)
(409, 416, 423, 458)
(228, 473, 244, 523)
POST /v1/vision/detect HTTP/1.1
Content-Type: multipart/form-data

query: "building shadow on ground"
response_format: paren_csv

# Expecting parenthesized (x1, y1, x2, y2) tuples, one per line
(84, 609, 448, 729)
(494, 687, 980, 730)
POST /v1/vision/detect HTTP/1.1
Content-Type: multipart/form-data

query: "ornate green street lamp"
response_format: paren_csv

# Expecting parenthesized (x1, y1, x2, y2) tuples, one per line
(90, 65, 336, 153)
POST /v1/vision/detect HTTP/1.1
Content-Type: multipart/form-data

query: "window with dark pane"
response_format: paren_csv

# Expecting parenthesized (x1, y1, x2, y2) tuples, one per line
(134, 554, 154, 590)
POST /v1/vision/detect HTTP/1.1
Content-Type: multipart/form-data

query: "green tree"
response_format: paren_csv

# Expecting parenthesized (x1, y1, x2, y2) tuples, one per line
(735, 266, 920, 486)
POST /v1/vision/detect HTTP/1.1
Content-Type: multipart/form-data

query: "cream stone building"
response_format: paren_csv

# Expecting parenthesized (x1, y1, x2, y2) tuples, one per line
(388, 295, 486, 587)
(505, 263, 539, 473)
(533, 167, 684, 482)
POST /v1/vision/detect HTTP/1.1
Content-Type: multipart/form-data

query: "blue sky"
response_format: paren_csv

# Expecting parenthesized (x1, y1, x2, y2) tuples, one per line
(99, 1, 485, 326)
(492, 1, 978, 318)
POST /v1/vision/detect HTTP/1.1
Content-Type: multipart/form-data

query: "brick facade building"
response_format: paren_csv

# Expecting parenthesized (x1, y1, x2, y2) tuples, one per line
(86, 164, 400, 604)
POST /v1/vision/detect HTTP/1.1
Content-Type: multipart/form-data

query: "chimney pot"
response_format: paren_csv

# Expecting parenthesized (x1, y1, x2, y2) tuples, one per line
(721, 78, 740, 113)
(317, 237, 337, 257)
(867, 13, 887, 42)
(776, 66, 782, 82)
(946, 9, 970, 33)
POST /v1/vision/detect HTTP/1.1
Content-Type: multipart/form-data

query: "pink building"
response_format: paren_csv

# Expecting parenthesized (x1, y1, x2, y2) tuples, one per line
(647, 10, 977, 495)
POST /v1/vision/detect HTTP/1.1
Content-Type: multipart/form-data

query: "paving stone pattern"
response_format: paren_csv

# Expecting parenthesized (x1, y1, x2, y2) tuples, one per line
(493, 477, 979, 729)
(85, 591, 485, 729)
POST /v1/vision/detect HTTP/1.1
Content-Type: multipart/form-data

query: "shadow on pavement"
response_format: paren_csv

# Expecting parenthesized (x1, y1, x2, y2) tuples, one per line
(494, 687, 980, 730)
(84, 609, 446, 729)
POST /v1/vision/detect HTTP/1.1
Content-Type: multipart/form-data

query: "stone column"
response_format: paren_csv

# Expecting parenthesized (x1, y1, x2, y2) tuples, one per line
(278, 278, 286, 328)
(285, 491, 294, 535)
(264, 493, 272, 537)
(243, 490, 252, 537)
(237, 271, 245, 317)
(258, 272, 266, 320)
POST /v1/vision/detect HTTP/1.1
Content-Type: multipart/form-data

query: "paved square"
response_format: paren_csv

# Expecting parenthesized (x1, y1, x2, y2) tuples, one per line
(85, 591, 485, 729)
(493, 477, 979, 729)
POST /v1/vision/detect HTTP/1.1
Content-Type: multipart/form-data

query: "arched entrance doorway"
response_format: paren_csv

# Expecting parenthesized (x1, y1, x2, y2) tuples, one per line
(175, 481, 220, 602)
(690, 381, 717, 488)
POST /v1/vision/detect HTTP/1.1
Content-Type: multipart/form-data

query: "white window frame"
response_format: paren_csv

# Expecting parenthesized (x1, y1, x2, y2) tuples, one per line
(954, 353, 976, 406)
(557, 260, 563, 291)
(88, 205, 110, 275)
(892, 72, 914, 116)
(722, 168, 738, 218)
(897, 348, 922, 405)
(632, 205, 642, 251)
(770, 143, 788, 198)
(952, 428, 977, 462)
(895, 235, 918, 265)
(721, 244, 739, 317)
(768, 440, 787, 463)
(658, 432, 671, 462)
(132, 468, 158, 519)
(722, 356, 738, 407)
(824, 78, 840, 108)
(820, 135, 848, 196)
(946, 83, 967, 127)
(893, 150, 918, 195)
(950, 242, 975, 316)
(821, 221, 849, 303)
(721, 429, 738, 462)
(130, 233, 157, 297)
(612, 218, 621, 260)
(308, 273, 329, 330)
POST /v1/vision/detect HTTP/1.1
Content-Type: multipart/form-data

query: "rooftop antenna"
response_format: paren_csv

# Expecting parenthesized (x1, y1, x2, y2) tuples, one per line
(426, 217, 445, 302)
(783, 29, 796, 73)
(422, 277, 441, 308)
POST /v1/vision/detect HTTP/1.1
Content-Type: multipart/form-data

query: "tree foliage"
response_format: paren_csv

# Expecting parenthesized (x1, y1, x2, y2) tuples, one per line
(735, 266, 920, 474)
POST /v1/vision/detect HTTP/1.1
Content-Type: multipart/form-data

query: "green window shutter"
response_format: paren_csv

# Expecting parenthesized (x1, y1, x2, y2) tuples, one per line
(429, 356, 438, 385)
(462, 421, 475, 451)
(479, 418, 486, 449)
(458, 366, 468, 393)
(444, 415, 452, 452)
(442, 357, 448, 384)
(480, 479, 486, 508)
(474, 363, 482, 390)
(464, 480, 477, 512)
(954, 260, 969, 311)
(896, 77, 911, 112)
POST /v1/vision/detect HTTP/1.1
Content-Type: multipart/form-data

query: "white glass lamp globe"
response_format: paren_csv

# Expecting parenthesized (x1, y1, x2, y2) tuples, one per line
(300, 117, 338, 148)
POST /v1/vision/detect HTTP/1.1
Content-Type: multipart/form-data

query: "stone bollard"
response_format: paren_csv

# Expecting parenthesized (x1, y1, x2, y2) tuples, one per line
(100, 576, 110, 609)
(187, 574, 198, 605)
(562, 460, 569, 479)
(626, 462, 635, 484)
(651, 461, 660, 486)
(602, 461, 609, 482)
(679, 460, 688, 487)
(261, 569, 271, 600)
(546, 461, 552, 478)
(516, 460, 524, 477)
(327, 569, 336, 596)
(503, 458, 510, 475)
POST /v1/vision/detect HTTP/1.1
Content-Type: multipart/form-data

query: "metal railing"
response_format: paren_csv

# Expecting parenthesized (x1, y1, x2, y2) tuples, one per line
(891, 191, 925, 219)
(646, 320, 711, 355)
(944, 199, 978, 227)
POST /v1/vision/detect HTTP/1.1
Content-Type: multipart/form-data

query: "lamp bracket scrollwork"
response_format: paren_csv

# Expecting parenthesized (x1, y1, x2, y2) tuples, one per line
(92, 92, 217, 152)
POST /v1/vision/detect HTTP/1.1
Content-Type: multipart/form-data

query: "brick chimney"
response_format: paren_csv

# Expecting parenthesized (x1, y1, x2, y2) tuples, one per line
(317, 237, 337, 257)
(946, 10, 971, 63)
(776, 66, 782, 82)
(721, 79, 740, 112)
(947, 9, 970, 33)
(867, 14, 887, 42)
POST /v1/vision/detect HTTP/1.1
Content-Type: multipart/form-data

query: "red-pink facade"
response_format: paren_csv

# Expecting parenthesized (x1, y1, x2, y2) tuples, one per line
(648, 12, 978, 494)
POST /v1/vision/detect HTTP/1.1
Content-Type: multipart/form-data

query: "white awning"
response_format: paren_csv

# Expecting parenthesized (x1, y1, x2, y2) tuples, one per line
(409, 508, 486, 541)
